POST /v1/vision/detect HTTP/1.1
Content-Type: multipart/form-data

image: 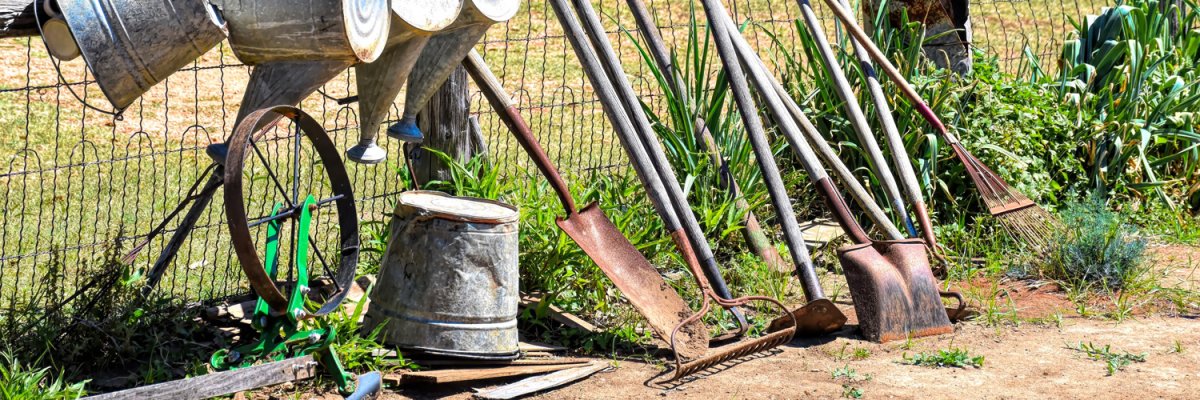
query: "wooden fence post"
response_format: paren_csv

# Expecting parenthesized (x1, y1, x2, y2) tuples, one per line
(411, 64, 486, 185)
(0, 1, 38, 39)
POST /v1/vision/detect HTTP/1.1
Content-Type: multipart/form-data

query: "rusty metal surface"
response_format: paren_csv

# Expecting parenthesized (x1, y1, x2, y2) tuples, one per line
(58, 0, 227, 109)
(218, 0, 390, 64)
(365, 191, 520, 359)
(767, 298, 846, 336)
(465, 50, 709, 361)
(838, 239, 952, 343)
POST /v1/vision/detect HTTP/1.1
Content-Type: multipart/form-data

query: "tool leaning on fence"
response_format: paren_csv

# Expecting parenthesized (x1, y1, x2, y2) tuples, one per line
(549, 0, 796, 381)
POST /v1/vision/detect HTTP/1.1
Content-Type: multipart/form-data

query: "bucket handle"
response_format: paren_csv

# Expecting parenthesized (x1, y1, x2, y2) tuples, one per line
(34, 2, 128, 120)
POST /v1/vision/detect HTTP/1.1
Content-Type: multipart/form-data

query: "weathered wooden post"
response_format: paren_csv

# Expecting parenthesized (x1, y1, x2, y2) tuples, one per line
(866, 0, 971, 74)
(411, 64, 486, 185)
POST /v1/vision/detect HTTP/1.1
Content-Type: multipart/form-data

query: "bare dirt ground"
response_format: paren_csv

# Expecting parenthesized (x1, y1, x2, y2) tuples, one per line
(278, 244, 1200, 400)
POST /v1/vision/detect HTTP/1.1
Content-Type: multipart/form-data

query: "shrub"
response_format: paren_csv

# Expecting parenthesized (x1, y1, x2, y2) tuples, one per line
(1046, 194, 1148, 290)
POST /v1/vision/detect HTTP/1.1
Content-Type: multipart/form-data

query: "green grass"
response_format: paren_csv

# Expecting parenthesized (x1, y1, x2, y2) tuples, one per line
(0, 353, 87, 400)
(1068, 342, 1147, 375)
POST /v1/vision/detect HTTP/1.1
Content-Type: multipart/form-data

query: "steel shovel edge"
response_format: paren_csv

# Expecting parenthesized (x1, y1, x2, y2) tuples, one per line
(554, 202, 709, 361)
(838, 239, 953, 343)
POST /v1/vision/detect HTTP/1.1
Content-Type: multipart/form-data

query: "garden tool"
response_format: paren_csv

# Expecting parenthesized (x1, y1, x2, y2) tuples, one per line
(462, 48, 710, 361)
(622, 0, 788, 275)
(347, 2, 463, 164)
(833, 0, 940, 250)
(552, 0, 794, 380)
(388, 0, 520, 141)
(695, 0, 844, 337)
(722, 15, 964, 341)
(570, 0, 751, 336)
(816, 0, 1060, 251)
(794, 0, 918, 237)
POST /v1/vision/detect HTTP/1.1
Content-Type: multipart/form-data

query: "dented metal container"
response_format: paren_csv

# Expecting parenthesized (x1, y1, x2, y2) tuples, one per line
(365, 190, 520, 360)
(57, 0, 228, 109)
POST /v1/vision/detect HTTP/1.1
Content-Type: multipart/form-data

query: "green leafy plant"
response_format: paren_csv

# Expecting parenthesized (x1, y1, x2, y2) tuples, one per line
(1068, 341, 1147, 375)
(1047, 194, 1148, 291)
(0, 353, 87, 400)
(903, 347, 985, 368)
(831, 365, 870, 399)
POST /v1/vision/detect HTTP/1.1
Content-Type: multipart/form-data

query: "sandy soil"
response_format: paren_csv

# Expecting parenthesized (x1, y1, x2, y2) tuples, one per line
(274, 245, 1200, 400)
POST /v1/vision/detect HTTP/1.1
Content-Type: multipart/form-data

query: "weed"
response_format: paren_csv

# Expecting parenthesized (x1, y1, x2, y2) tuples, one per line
(851, 347, 872, 361)
(831, 365, 870, 399)
(1068, 342, 1147, 375)
(1047, 194, 1148, 292)
(0, 353, 88, 400)
(903, 347, 985, 368)
(1169, 340, 1185, 354)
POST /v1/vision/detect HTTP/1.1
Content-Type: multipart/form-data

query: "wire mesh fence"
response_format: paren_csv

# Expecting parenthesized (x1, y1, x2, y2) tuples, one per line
(0, 0, 1104, 326)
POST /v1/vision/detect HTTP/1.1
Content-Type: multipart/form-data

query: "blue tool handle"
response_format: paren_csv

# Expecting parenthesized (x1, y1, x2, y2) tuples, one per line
(344, 371, 382, 400)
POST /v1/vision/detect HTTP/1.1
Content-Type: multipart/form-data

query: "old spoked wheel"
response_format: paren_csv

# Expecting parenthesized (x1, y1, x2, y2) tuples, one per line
(224, 105, 359, 317)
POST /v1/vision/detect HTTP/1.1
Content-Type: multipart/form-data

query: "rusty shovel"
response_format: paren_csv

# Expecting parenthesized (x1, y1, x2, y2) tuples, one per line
(462, 50, 710, 361)
(721, 16, 963, 342)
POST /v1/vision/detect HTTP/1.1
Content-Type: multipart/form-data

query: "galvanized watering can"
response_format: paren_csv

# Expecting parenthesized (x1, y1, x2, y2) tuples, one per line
(56, 0, 228, 110)
(346, 2, 464, 164)
(388, 0, 520, 142)
(217, 0, 392, 127)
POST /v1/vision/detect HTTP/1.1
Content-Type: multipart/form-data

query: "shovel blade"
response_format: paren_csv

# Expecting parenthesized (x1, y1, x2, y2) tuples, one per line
(555, 203, 709, 360)
(767, 298, 846, 336)
(839, 239, 952, 343)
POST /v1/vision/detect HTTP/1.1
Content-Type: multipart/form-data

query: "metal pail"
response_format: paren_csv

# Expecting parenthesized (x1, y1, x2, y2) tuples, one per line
(365, 190, 520, 360)
(346, 2, 463, 164)
(387, 0, 520, 140)
(58, 0, 228, 109)
(218, 0, 391, 65)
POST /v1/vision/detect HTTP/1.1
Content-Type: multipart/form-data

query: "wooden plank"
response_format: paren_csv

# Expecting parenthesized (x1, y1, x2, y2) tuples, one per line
(519, 295, 598, 333)
(408, 358, 590, 368)
(83, 356, 318, 400)
(401, 364, 588, 385)
(518, 341, 567, 353)
(473, 363, 606, 400)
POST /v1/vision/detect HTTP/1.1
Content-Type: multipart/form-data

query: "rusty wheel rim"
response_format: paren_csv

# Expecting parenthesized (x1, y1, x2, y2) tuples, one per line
(224, 105, 359, 316)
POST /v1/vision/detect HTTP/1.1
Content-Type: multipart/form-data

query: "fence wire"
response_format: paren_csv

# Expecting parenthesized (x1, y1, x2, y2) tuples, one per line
(0, 0, 1101, 325)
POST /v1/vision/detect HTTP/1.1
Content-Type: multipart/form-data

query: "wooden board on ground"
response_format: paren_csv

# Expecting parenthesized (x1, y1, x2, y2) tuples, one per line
(518, 340, 567, 353)
(409, 358, 590, 368)
(519, 294, 598, 332)
(473, 362, 607, 400)
(82, 356, 318, 400)
(401, 364, 590, 385)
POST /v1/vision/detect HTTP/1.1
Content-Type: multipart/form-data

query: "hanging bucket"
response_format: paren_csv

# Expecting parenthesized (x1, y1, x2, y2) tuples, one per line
(365, 191, 521, 360)
(57, 0, 228, 110)
(219, 0, 391, 65)
(346, 2, 463, 164)
(387, 0, 520, 141)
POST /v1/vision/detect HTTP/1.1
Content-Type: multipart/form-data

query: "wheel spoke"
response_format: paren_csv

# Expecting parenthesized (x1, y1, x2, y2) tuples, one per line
(249, 138, 297, 208)
(291, 124, 302, 207)
(309, 236, 341, 293)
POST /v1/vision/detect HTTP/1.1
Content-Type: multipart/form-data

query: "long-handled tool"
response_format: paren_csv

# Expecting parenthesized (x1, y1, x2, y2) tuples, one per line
(722, 17, 963, 342)
(569, 0, 751, 336)
(693, 0, 847, 339)
(794, 0, 917, 237)
(462, 49, 710, 361)
(833, 0, 940, 250)
(816, 0, 1060, 250)
(622, 0, 788, 275)
(550, 0, 795, 380)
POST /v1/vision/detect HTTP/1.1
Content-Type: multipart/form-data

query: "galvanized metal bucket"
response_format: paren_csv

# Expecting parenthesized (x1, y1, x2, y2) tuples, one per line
(346, 2, 463, 164)
(57, 0, 228, 109)
(388, 0, 520, 140)
(218, 0, 391, 65)
(365, 190, 520, 360)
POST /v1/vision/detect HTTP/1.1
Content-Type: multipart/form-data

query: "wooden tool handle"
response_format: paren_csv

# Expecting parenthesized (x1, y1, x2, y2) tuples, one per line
(463, 49, 578, 214)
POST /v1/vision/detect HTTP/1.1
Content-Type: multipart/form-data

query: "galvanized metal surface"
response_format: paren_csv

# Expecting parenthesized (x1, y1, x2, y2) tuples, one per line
(348, 3, 462, 164)
(58, 0, 227, 109)
(234, 59, 352, 129)
(217, 0, 390, 64)
(399, 0, 519, 122)
(366, 191, 521, 359)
